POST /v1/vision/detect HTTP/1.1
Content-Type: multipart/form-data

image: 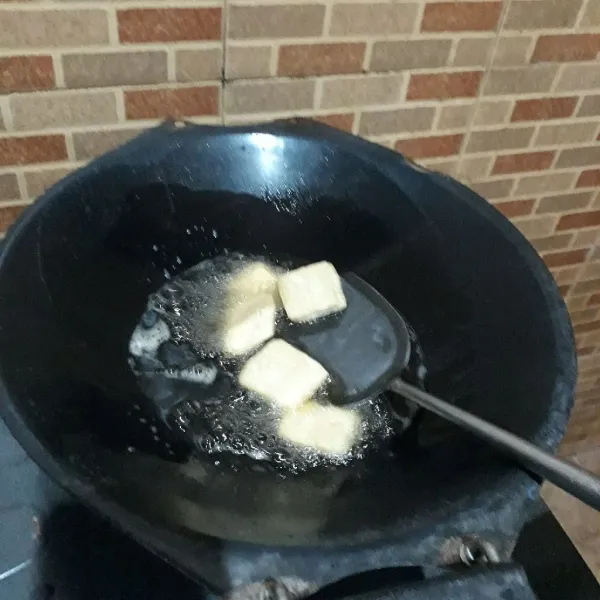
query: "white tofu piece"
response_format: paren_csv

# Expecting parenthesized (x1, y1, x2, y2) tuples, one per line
(238, 339, 328, 409)
(228, 262, 279, 300)
(222, 293, 276, 356)
(278, 261, 347, 323)
(278, 402, 360, 455)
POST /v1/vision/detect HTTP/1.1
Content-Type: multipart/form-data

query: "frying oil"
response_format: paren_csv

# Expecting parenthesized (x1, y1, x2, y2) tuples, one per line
(129, 253, 394, 473)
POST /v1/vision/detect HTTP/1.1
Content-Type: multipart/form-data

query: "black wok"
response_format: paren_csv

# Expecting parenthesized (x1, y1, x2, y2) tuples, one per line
(0, 120, 575, 591)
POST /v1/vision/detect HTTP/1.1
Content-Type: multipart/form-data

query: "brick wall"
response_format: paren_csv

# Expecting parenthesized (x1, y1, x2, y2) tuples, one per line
(0, 0, 599, 454)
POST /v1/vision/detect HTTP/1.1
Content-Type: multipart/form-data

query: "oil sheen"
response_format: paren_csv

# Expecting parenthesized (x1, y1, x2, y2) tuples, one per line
(129, 253, 395, 473)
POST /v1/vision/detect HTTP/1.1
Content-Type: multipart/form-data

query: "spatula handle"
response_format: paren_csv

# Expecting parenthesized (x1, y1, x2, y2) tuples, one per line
(389, 378, 600, 512)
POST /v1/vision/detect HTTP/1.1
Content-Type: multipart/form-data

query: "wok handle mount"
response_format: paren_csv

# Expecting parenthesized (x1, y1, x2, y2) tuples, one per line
(389, 378, 600, 512)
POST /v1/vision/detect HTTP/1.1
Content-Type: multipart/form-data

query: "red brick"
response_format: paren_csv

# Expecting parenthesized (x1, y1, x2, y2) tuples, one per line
(278, 43, 365, 77)
(494, 199, 535, 218)
(395, 134, 463, 159)
(557, 211, 600, 231)
(577, 169, 600, 188)
(421, 2, 501, 32)
(532, 34, 600, 63)
(0, 55, 54, 92)
(511, 97, 577, 122)
(0, 205, 25, 232)
(0, 135, 67, 167)
(558, 284, 571, 297)
(588, 293, 600, 306)
(118, 8, 221, 43)
(544, 248, 588, 268)
(492, 151, 555, 175)
(407, 71, 482, 100)
(574, 320, 600, 334)
(312, 113, 354, 132)
(124, 86, 219, 120)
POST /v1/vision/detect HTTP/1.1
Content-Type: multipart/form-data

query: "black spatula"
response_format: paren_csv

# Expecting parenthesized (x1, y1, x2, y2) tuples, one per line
(284, 273, 600, 512)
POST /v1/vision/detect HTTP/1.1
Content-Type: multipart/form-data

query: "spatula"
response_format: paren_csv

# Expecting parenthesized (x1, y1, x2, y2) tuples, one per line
(283, 273, 600, 511)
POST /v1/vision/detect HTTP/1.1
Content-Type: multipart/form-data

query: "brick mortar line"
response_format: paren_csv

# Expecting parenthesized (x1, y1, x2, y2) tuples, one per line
(14, 172, 27, 203)
(4, 82, 599, 104)
(51, 52, 66, 89)
(3, 80, 221, 98)
(0, 3, 222, 10)
(220, 0, 229, 124)
(575, 0, 592, 29)
(0, 117, 221, 142)
(0, 42, 223, 56)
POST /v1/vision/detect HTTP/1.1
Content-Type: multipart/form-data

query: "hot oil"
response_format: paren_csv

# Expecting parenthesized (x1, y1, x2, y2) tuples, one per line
(129, 253, 401, 474)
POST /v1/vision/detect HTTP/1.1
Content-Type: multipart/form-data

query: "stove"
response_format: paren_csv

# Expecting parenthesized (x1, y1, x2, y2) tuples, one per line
(1, 419, 597, 600)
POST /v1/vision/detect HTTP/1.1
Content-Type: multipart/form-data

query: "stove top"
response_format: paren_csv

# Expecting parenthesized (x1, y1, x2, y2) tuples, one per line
(0, 417, 597, 600)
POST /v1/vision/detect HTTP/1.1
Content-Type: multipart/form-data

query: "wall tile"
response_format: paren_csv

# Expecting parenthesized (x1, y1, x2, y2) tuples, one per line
(63, 51, 168, 88)
(321, 74, 403, 109)
(226, 79, 315, 114)
(483, 66, 558, 96)
(118, 8, 221, 43)
(511, 97, 577, 122)
(514, 172, 577, 195)
(0, 9, 109, 48)
(437, 103, 474, 130)
(466, 126, 534, 153)
(469, 178, 515, 199)
(278, 43, 365, 77)
(532, 34, 600, 63)
(0, 135, 67, 166)
(537, 191, 594, 214)
(0, 173, 20, 202)
(370, 40, 452, 72)
(492, 36, 533, 66)
(330, 3, 419, 36)
(407, 71, 482, 101)
(124, 86, 219, 120)
(359, 107, 436, 136)
(226, 46, 272, 80)
(0, 56, 54, 92)
(421, 2, 502, 32)
(176, 48, 222, 82)
(10, 90, 118, 131)
(535, 122, 598, 146)
(492, 151, 554, 175)
(72, 128, 144, 160)
(24, 166, 74, 199)
(504, 0, 584, 30)
(453, 38, 494, 68)
(395, 134, 463, 159)
(228, 4, 325, 39)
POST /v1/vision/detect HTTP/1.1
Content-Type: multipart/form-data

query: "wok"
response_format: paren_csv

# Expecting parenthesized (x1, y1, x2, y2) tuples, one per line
(0, 120, 575, 590)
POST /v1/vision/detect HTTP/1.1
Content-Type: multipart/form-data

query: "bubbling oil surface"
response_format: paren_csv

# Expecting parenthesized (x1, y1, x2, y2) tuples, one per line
(129, 253, 397, 473)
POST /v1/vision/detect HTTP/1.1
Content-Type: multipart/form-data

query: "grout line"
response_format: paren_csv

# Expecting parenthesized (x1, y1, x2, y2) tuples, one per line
(107, 6, 119, 46)
(167, 49, 177, 83)
(450, 0, 512, 179)
(221, 0, 229, 124)
(52, 53, 65, 89)
(64, 131, 76, 162)
(269, 43, 280, 77)
(574, 0, 591, 28)
(0, 97, 12, 132)
(15, 171, 27, 202)
(115, 89, 126, 122)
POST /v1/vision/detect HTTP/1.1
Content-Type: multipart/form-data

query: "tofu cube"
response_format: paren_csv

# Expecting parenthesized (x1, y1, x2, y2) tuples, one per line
(222, 293, 276, 356)
(238, 339, 328, 409)
(228, 262, 279, 300)
(278, 403, 360, 455)
(278, 261, 347, 323)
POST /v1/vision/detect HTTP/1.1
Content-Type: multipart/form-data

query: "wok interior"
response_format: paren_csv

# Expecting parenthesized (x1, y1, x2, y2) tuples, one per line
(0, 129, 573, 547)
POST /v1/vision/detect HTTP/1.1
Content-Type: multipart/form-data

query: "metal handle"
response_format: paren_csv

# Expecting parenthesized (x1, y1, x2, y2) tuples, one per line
(389, 379, 600, 512)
